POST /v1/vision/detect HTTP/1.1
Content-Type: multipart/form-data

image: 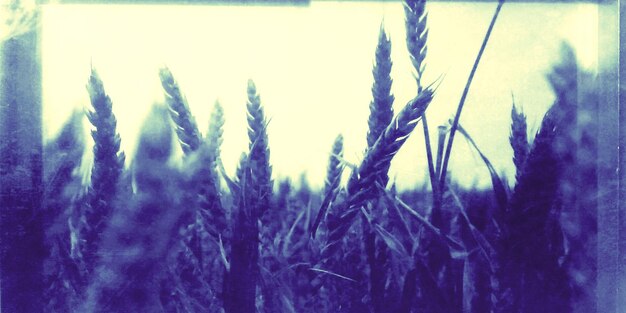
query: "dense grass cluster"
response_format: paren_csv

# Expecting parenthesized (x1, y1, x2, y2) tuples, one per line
(30, 1, 601, 312)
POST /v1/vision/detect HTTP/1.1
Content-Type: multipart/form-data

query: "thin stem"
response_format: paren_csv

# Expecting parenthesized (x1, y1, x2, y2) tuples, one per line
(438, 0, 504, 192)
(435, 126, 446, 179)
(421, 115, 439, 205)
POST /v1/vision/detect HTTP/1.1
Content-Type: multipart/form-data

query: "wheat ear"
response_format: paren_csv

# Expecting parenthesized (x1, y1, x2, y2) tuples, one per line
(311, 134, 344, 237)
(224, 80, 272, 313)
(159, 67, 202, 154)
(510, 97, 529, 184)
(322, 88, 434, 258)
(83, 67, 125, 271)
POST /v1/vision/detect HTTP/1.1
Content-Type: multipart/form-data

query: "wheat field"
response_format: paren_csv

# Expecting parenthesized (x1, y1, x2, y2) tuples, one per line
(0, 0, 619, 312)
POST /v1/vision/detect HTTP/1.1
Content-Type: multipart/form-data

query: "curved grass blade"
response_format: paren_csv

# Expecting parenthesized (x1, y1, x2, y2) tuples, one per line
(457, 123, 508, 211)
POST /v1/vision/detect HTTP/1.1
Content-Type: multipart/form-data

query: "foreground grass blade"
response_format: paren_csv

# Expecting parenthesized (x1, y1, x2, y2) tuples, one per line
(457, 123, 508, 211)
(439, 0, 505, 192)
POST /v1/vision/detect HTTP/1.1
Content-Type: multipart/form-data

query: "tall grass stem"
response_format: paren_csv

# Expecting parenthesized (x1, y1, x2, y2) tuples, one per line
(438, 0, 504, 192)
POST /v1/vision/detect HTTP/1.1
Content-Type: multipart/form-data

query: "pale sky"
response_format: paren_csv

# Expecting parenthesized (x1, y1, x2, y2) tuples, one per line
(40, 1, 599, 190)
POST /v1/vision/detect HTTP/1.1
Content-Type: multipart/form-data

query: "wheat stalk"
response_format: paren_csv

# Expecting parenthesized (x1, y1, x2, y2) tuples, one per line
(404, 4, 469, 300)
(325, 134, 345, 196)
(159, 67, 202, 155)
(311, 134, 344, 237)
(404, 0, 428, 88)
(510, 97, 529, 184)
(497, 102, 570, 312)
(350, 89, 433, 213)
(404, 0, 440, 215)
(206, 100, 225, 178)
(224, 80, 273, 313)
(159, 70, 225, 284)
(204, 100, 228, 237)
(322, 88, 434, 258)
(82, 67, 125, 272)
(364, 25, 395, 313)
(245, 80, 273, 213)
(368, 24, 395, 149)
(191, 100, 227, 242)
